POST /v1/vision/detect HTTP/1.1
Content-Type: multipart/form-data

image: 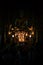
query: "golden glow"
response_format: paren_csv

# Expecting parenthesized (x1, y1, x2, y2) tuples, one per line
(29, 26, 33, 30)
(8, 31, 11, 35)
(25, 33, 28, 36)
(19, 38, 24, 42)
(32, 31, 34, 35)
(18, 32, 25, 42)
(19, 38, 21, 42)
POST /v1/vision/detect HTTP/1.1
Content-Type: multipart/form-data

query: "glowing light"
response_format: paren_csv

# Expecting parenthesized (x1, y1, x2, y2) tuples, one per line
(14, 27, 17, 29)
(29, 26, 33, 30)
(19, 38, 24, 42)
(16, 28, 19, 31)
(15, 33, 18, 37)
(32, 31, 34, 35)
(11, 28, 14, 30)
(8, 31, 11, 35)
(18, 32, 25, 42)
(12, 35, 14, 38)
(25, 33, 28, 36)
(29, 35, 31, 38)
(19, 38, 22, 42)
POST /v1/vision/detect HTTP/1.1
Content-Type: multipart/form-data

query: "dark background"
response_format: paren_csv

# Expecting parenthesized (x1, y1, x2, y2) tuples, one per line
(0, 2, 43, 64)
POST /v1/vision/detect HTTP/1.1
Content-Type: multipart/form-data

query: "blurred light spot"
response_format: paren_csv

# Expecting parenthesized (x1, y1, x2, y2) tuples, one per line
(8, 31, 11, 35)
(11, 28, 14, 30)
(16, 28, 19, 31)
(15, 33, 18, 37)
(32, 31, 34, 35)
(12, 35, 14, 38)
(18, 32, 25, 42)
(29, 35, 31, 38)
(25, 33, 28, 36)
(29, 26, 33, 30)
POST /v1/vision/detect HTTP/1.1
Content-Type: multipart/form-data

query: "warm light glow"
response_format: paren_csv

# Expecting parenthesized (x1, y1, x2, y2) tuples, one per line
(32, 31, 34, 35)
(25, 33, 28, 36)
(11, 28, 14, 30)
(29, 35, 31, 38)
(19, 38, 22, 42)
(16, 28, 19, 31)
(19, 38, 24, 42)
(18, 32, 25, 42)
(8, 31, 11, 35)
(29, 26, 33, 30)
(15, 33, 18, 37)
(12, 35, 14, 38)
